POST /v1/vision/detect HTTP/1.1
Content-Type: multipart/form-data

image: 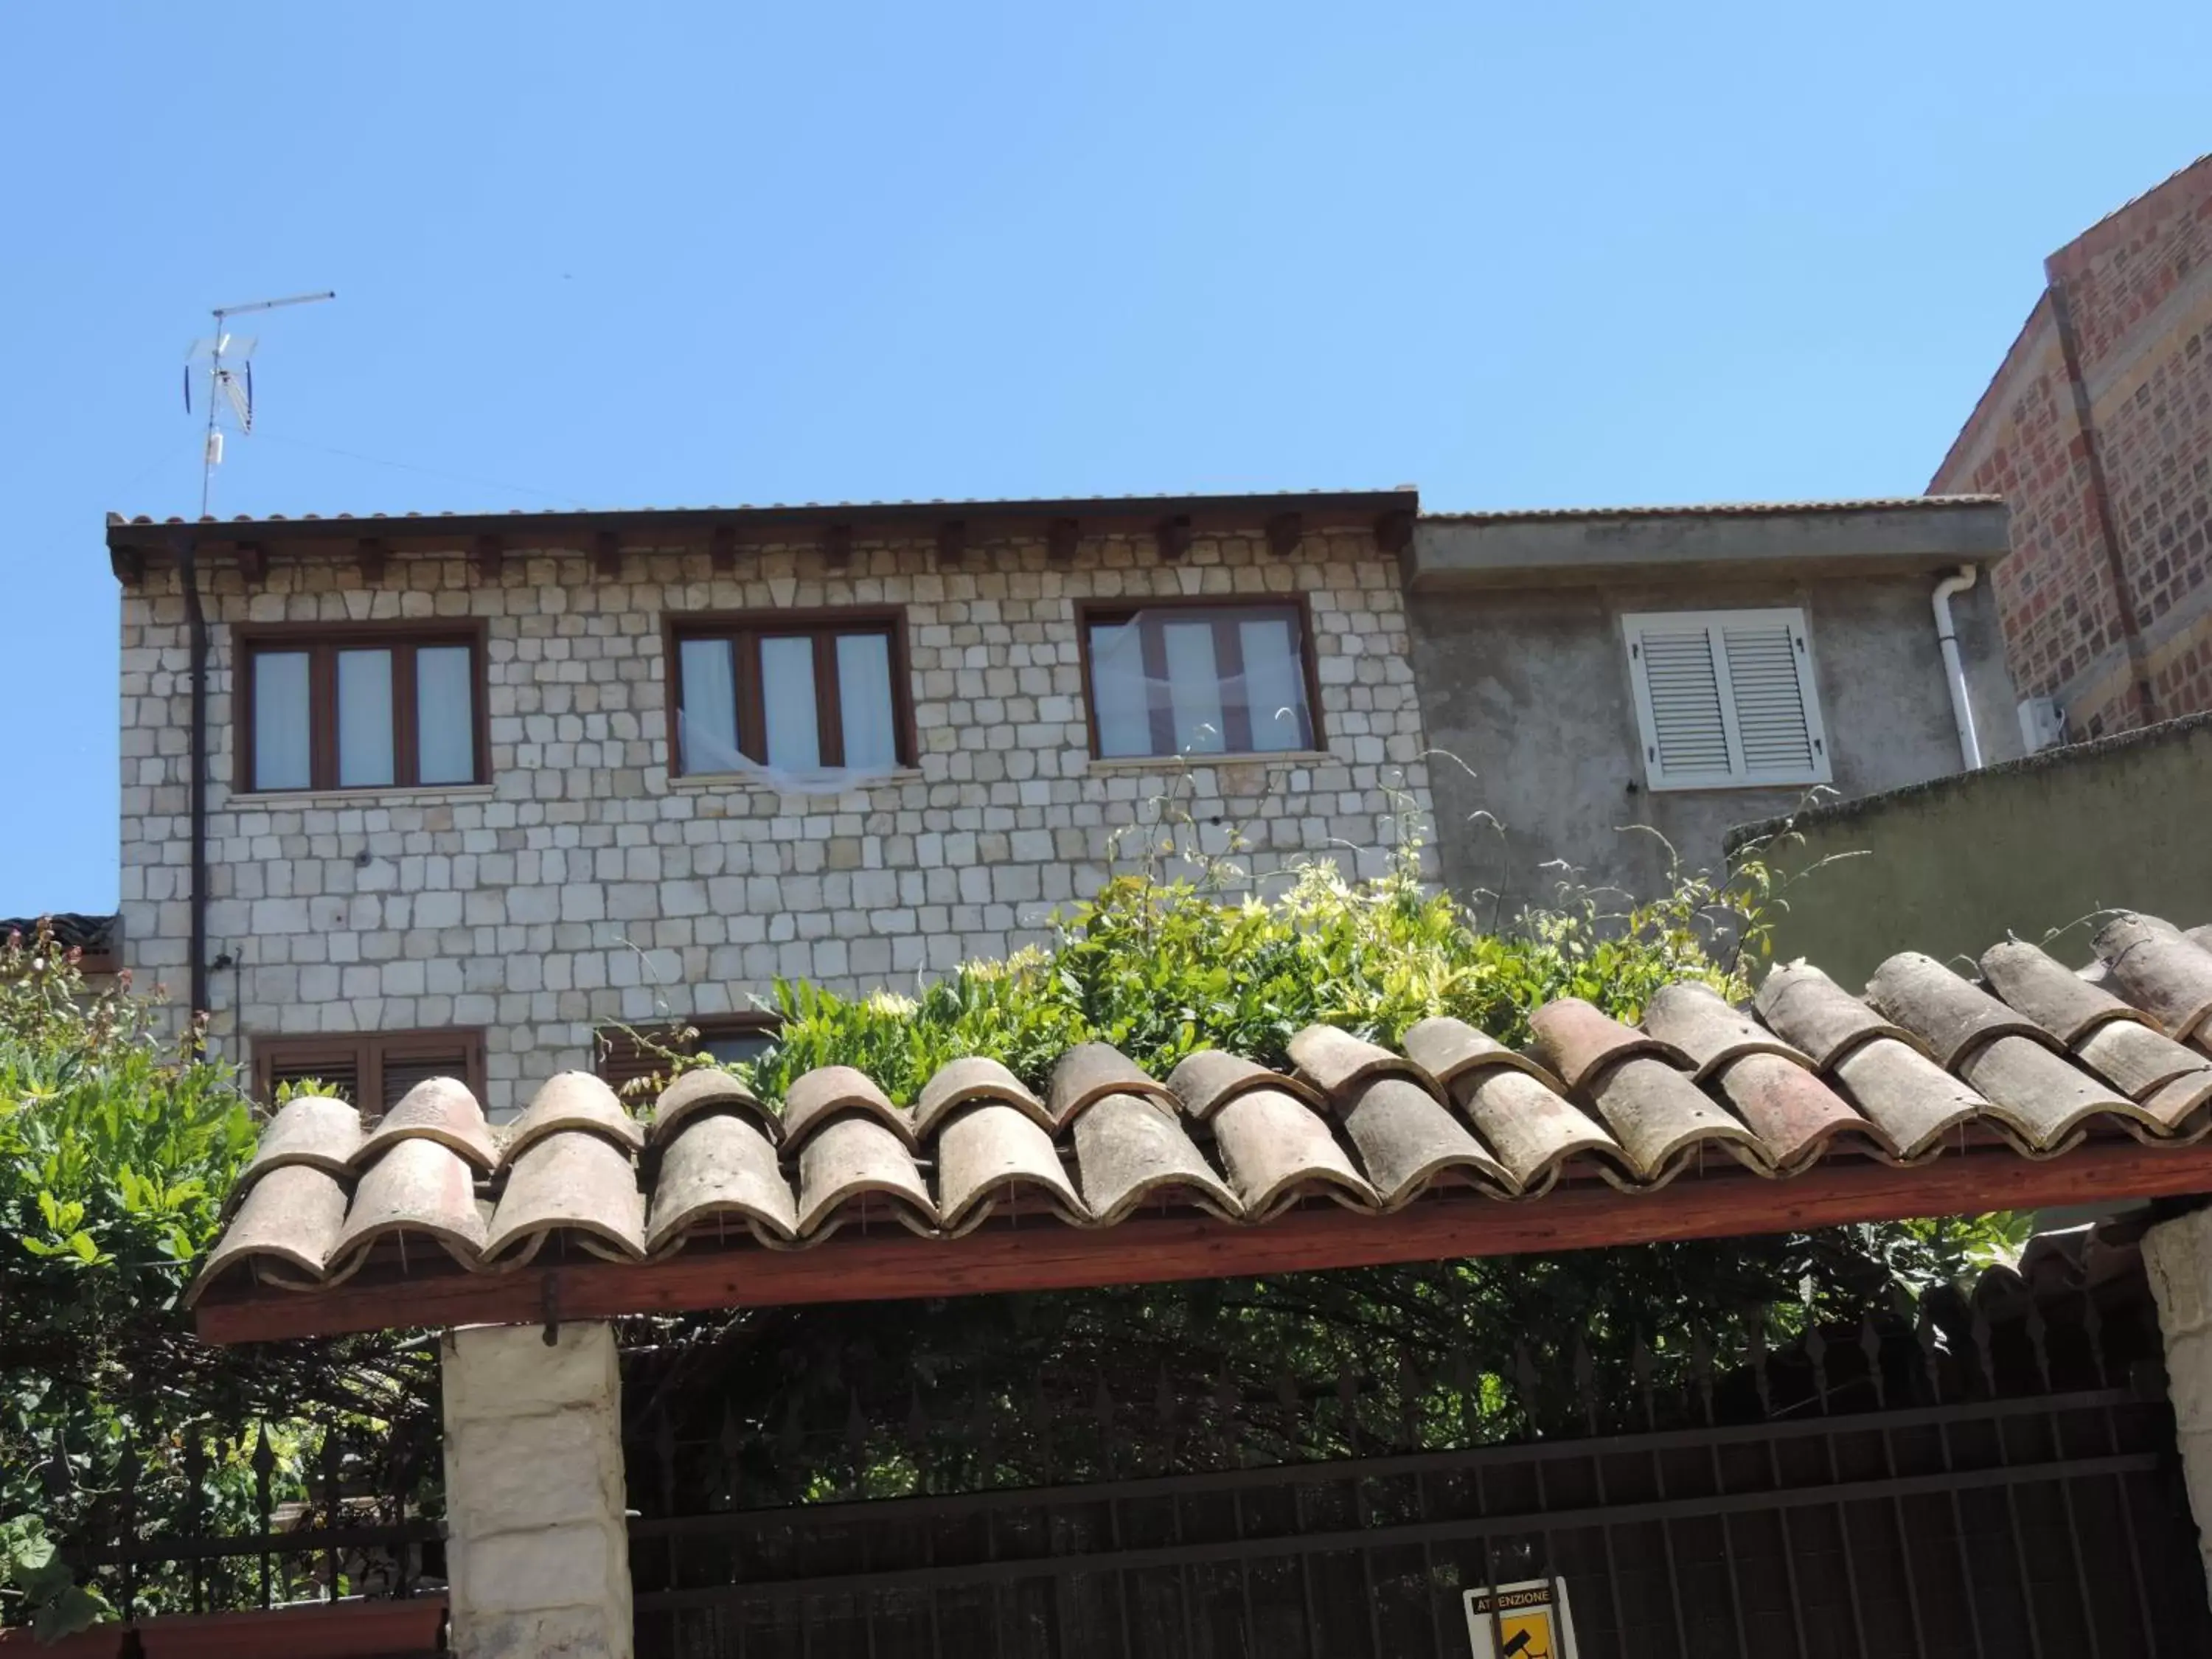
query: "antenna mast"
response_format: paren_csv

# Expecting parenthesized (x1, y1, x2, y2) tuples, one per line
(187, 289, 335, 516)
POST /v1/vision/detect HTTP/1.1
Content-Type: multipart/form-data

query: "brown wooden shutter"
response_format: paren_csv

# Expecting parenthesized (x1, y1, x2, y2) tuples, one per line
(253, 1029, 487, 1114)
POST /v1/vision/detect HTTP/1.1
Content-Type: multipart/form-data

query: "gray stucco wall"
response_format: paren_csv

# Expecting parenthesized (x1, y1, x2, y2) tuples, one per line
(1408, 571, 2020, 916)
(1731, 712, 2212, 988)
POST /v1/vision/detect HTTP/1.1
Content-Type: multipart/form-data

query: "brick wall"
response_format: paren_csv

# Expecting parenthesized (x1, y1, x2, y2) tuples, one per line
(1933, 155, 2212, 737)
(118, 529, 1433, 1113)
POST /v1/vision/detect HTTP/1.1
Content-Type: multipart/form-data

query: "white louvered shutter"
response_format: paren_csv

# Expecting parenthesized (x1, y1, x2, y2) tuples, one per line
(1623, 610, 1829, 790)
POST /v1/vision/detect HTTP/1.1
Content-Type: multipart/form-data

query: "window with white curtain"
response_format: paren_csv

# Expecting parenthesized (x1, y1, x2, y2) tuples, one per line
(1082, 602, 1318, 759)
(671, 611, 911, 779)
(237, 627, 484, 793)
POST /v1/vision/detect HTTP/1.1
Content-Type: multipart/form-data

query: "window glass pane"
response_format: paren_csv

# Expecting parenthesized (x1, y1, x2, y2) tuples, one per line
(1162, 621, 1226, 754)
(678, 638, 741, 774)
(759, 636, 822, 772)
(335, 650, 395, 787)
(415, 645, 476, 784)
(701, 1030, 776, 1067)
(1089, 622, 1152, 757)
(251, 650, 311, 789)
(1238, 616, 1308, 751)
(835, 633, 898, 771)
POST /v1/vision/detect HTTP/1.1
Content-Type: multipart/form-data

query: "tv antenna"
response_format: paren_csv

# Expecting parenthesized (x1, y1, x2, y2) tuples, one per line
(185, 289, 335, 516)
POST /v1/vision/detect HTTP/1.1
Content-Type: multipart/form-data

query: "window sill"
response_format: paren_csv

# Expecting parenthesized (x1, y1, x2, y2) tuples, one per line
(667, 768, 926, 795)
(224, 784, 498, 809)
(1085, 751, 1337, 776)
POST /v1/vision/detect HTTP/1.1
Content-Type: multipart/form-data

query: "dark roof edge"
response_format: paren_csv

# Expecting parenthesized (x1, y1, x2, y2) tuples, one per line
(1725, 708, 2212, 858)
(106, 488, 1419, 555)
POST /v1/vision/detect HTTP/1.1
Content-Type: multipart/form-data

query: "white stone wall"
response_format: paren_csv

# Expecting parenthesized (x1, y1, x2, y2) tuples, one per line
(118, 529, 1435, 1110)
(2144, 1206, 2212, 1599)
(441, 1323, 631, 1659)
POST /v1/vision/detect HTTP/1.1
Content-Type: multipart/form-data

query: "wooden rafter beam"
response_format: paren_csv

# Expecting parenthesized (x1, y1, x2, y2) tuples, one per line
(1156, 514, 1194, 563)
(192, 1140, 2212, 1345)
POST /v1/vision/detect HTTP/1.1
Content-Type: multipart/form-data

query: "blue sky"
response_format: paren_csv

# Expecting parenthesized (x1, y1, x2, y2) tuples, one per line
(3, 1, 2207, 914)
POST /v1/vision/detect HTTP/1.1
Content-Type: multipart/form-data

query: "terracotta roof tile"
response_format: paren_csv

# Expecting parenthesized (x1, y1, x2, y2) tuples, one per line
(187, 928, 2212, 1312)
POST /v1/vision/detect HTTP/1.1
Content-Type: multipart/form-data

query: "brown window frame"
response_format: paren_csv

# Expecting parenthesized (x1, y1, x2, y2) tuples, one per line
(234, 621, 491, 793)
(251, 1028, 488, 1112)
(1075, 596, 1325, 760)
(664, 608, 917, 778)
(597, 1012, 782, 1096)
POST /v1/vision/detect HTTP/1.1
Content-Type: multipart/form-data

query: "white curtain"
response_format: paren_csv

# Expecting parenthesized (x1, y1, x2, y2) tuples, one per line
(836, 633, 897, 771)
(1238, 617, 1306, 751)
(759, 636, 821, 771)
(335, 649, 394, 787)
(1162, 620, 1225, 754)
(678, 638, 740, 775)
(1089, 622, 1152, 757)
(253, 650, 311, 789)
(414, 645, 475, 783)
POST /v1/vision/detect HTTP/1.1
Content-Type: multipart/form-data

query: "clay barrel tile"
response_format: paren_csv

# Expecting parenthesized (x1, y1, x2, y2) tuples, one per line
(1336, 1076, 1512, 1207)
(1527, 999, 1693, 1092)
(1711, 1051, 1893, 1172)
(186, 1164, 351, 1305)
(913, 1056, 1053, 1139)
(482, 1130, 647, 1264)
(646, 1110, 799, 1253)
(1165, 1051, 1326, 1121)
(1978, 939, 2152, 1048)
(1582, 1057, 1757, 1180)
(1641, 982, 1810, 1079)
(1956, 1034, 2147, 1153)
(2138, 1071, 2212, 1134)
(1287, 1025, 1437, 1102)
(1400, 1017, 1565, 1093)
(1754, 962, 1930, 1068)
(237, 1095, 364, 1193)
(2073, 1018, 2212, 1102)
(2097, 914, 2212, 1040)
(1048, 1043, 1173, 1126)
(781, 1065, 917, 1152)
(1454, 1069, 1622, 1194)
(352, 1076, 499, 1173)
(330, 1137, 488, 1272)
(793, 1115, 936, 1238)
(1070, 1091, 1241, 1225)
(501, 1071, 645, 1167)
(651, 1068, 778, 1147)
(933, 1102, 1088, 1231)
(1207, 1086, 1380, 1217)
(1829, 1037, 1986, 1158)
(1864, 953, 2055, 1071)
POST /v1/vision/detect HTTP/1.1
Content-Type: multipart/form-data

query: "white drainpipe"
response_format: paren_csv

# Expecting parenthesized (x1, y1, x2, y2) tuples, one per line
(1932, 565, 1984, 771)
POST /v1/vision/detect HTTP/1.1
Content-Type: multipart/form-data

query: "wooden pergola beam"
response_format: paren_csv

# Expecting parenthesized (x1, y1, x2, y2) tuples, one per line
(193, 1141, 2212, 1345)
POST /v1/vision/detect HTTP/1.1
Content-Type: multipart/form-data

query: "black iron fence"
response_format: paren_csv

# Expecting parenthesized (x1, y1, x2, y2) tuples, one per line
(32, 1414, 445, 1624)
(625, 1276, 2212, 1658)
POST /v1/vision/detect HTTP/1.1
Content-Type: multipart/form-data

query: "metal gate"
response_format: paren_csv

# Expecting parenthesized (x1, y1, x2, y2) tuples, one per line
(627, 1270, 2212, 1657)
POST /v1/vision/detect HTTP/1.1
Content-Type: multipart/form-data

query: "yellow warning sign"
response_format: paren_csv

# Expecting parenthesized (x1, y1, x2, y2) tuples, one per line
(1464, 1579, 1579, 1659)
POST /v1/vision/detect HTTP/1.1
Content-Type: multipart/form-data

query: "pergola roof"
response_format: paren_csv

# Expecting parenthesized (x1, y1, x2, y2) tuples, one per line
(189, 915, 2212, 1343)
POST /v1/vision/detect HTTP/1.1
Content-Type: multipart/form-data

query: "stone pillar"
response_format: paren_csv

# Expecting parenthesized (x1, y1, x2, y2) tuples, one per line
(2143, 1206, 2212, 1599)
(441, 1322, 633, 1658)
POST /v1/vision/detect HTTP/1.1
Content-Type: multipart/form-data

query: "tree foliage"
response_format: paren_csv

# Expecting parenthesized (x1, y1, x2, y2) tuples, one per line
(0, 926, 435, 1629)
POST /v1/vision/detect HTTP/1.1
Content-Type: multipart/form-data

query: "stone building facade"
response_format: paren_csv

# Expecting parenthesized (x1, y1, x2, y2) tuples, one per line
(1933, 153, 2212, 737)
(111, 496, 1433, 1112)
